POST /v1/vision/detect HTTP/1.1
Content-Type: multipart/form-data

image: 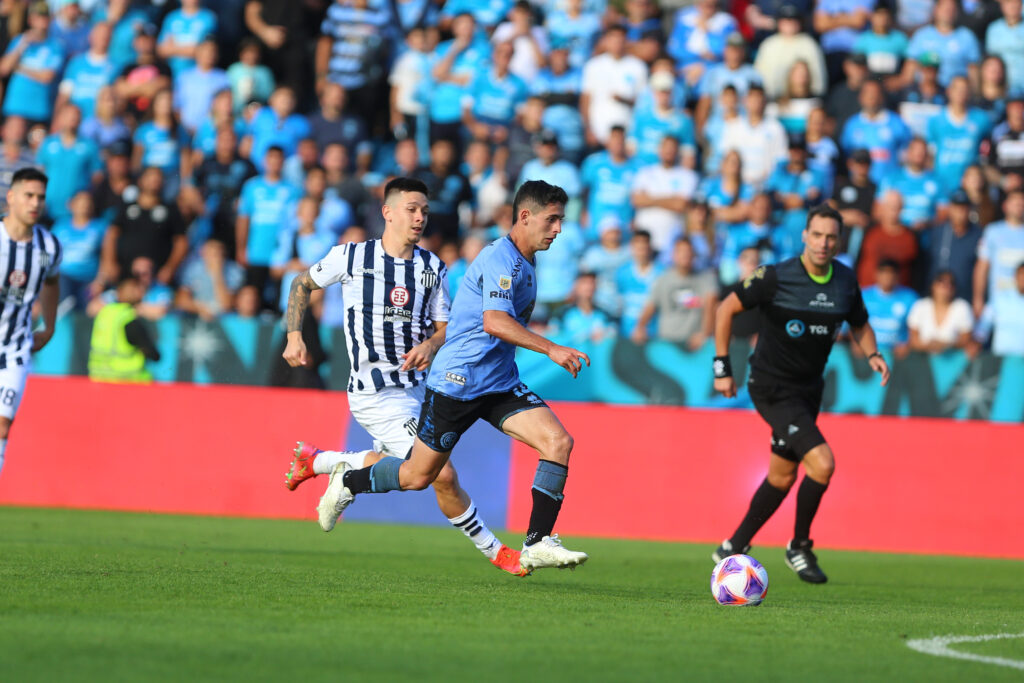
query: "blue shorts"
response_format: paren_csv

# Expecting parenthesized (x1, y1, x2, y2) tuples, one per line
(417, 383, 547, 452)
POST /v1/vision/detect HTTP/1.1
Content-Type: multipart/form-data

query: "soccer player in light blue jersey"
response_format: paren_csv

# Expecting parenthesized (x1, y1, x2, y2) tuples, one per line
(317, 181, 592, 572)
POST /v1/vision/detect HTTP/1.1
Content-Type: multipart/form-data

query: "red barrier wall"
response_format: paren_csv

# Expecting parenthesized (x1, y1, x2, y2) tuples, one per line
(0, 376, 349, 519)
(506, 403, 1024, 559)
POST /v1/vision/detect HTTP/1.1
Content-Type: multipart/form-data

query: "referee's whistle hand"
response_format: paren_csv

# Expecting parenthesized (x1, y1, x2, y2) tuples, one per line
(714, 377, 736, 398)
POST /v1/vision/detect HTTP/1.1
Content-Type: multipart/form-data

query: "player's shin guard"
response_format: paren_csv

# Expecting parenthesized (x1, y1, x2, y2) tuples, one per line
(793, 476, 829, 542)
(730, 478, 790, 549)
(524, 460, 567, 547)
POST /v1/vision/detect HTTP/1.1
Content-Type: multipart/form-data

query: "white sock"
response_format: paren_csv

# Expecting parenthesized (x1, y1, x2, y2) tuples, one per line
(312, 449, 371, 475)
(0, 439, 5, 475)
(448, 500, 501, 560)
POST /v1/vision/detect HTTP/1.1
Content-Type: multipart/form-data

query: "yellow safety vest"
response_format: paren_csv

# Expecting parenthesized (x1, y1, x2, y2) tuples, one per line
(88, 302, 152, 383)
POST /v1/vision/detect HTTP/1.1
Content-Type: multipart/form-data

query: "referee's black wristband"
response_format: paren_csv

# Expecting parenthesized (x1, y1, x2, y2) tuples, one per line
(713, 355, 732, 379)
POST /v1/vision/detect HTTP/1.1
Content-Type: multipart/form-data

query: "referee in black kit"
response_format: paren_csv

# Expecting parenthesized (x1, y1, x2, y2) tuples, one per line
(710, 204, 890, 584)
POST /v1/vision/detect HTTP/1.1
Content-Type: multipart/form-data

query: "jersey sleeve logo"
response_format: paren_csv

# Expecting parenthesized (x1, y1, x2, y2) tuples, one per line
(743, 266, 766, 289)
(498, 275, 512, 290)
(389, 286, 409, 306)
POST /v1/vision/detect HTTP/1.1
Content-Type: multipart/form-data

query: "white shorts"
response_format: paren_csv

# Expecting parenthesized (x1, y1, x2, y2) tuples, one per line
(347, 384, 426, 458)
(0, 362, 30, 421)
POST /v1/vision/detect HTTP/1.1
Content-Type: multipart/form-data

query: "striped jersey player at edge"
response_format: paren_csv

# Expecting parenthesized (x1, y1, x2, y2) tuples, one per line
(316, 180, 592, 574)
(281, 177, 526, 576)
(710, 203, 890, 584)
(0, 168, 61, 477)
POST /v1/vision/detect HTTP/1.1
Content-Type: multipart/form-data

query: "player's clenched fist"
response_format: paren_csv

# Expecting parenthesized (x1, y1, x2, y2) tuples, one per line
(283, 331, 309, 367)
(547, 345, 590, 378)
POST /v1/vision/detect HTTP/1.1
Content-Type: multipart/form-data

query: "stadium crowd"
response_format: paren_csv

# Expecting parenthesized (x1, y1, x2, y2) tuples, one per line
(2, 0, 1023, 363)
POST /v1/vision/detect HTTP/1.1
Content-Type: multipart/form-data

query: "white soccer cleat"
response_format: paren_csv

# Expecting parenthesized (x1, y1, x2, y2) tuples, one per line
(316, 462, 354, 532)
(519, 534, 589, 572)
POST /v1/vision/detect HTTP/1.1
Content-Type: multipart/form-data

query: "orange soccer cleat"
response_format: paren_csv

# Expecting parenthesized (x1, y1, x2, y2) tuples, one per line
(491, 544, 529, 577)
(285, 441, 321, 491)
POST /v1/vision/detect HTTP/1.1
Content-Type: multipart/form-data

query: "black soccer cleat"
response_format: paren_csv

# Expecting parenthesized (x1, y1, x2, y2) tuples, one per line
(785, 539, 828, 583)
(711, 539, 751, 564)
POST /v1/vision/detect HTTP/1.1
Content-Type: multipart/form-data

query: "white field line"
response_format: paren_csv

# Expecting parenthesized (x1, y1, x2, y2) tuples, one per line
(906, 632, 1024, 671)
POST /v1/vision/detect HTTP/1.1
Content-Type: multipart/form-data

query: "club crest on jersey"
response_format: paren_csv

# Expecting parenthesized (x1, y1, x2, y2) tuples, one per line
(498, 276, 512, 290)
(420, 268, 438, 289)
(389, 286, 409, 306)
(8, 270, 26, 287)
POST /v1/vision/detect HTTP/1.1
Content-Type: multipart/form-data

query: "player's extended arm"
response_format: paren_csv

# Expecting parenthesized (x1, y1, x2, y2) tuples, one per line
(282, 271, 322, 367)
(402, 320, 447, 371)
(849, 322, 890, 386)
(31, 276, 59, 352)
(482, 309, 591, 378)
(712, 291, 745, 398)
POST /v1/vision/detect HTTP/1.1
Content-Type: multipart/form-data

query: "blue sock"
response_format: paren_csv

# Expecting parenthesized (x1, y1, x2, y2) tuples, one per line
(525, 460, 567, 546)
(369, 456, 404, 493)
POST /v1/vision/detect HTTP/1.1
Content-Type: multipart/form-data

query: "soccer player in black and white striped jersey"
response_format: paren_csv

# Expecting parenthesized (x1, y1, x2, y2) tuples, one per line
(0, 168, 61, 476)
(282, 177, 526, 576)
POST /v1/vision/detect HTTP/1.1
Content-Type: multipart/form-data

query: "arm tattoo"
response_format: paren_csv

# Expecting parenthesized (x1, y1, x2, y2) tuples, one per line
(285, 272, 320, 332)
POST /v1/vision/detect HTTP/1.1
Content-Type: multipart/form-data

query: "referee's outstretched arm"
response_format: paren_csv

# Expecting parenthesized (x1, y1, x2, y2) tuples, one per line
(711, 292, 746, 399)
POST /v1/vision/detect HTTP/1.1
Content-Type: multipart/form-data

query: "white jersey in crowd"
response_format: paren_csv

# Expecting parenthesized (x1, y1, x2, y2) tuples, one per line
(310, 239, 449, 394)
(0, 222, 61, 370)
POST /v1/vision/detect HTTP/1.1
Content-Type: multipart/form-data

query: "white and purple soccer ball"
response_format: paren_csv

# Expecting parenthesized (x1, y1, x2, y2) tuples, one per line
(710, 554, 769, 606)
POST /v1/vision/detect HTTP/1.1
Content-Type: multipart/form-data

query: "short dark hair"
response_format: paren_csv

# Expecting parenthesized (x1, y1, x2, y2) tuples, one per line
(11, 167, 47, 187)
(632, 229, 652, 243)
(265, 145, 285, 157)
(511, 180, 568, 225)
(384, 176, 429, 204)
(805, 203, 843, 232)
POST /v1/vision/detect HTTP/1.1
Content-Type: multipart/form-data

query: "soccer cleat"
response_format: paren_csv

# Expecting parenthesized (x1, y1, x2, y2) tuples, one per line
(285, 441, 321, 491)
(519, 534, 588, 572)
(785, 539, 828, 584)
(711, 539, 751, 564)
(490, 544, 529, 577)
(316, 462, 355, 532)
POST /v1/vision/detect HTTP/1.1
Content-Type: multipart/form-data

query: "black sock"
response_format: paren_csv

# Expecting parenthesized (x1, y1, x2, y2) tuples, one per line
(793, 476, 829, 542)
(524, 488, 563, 547)
(342, 467, 372, 495)
(729, 478, 790, 549)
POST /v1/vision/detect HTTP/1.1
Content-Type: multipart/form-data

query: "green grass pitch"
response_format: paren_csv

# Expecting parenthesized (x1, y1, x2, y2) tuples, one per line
(1, 507, 1021, 682)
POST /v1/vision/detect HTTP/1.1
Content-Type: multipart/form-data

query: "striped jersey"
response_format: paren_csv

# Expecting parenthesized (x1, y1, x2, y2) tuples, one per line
(0, 222, 62, 368)
(310, 239, 449, 393)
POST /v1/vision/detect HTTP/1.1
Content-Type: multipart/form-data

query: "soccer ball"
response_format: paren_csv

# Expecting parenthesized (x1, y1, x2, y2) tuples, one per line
(710, 554, 769, 606)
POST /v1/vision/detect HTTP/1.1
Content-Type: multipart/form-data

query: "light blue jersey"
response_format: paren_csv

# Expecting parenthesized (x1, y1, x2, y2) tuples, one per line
(238, 177, 300, 266)
(580, 151, 636, 228)
(878, 168, 943, 226)
(428, 39, 491, 124)
(427, 236, 537, 399)
(439, 0, 513, 27)
(986, 19, 1024, 97)
(61, 53, 118, 118)
(467, 69, 528, 125)
(861, 285, 918, 347)
(518, 159, 582, 198)
(36, 135, 101, 219)
(906, 26, 980, 87)
(840, 110, 911, 183)
(545, 11, 601, 69)
(628, 104, 696, 166)
(134, 122, 189, 174)
(925, 108, 990, 193)
(616, 261, 663, 335)
(1, 36, 64, 121)
(535, 221, 586, 304)
(158, 8, 218, 77)
(51, 217, 106, 282)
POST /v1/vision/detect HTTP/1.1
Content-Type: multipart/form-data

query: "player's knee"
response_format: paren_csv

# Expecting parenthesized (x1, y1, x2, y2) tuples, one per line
(804, 446, 835, 483)
(767, 470, 797, 490)
(432, 464, 457, 491)
(542, 430, 573, 462)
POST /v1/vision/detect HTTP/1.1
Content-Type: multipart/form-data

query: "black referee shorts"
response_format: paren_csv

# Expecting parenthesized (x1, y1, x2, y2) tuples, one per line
(748, 372, 827, 462)
(417, 383, 547, 453)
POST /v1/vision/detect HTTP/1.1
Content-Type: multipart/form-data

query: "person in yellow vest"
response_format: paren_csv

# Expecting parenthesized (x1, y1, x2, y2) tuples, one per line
(88, 276, 161, 383)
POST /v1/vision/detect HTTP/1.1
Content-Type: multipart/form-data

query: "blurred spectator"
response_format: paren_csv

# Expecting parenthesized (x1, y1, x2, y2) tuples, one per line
(719, 246, 763, 339)
(545, 0, 601, 70)
(91, 255, 174, 322)
(87, 274, 160, 384)
(176, 238, 245, 320)
(628, 71, 696, 168)
(973, 188, 1024, 316)
(388, 26, 430, 142)
(702, 149, 754, 232)
(974, 55, 1008, 121)
(310, 83, 371, 173)
(877, 137, 943, 230)
(960, 0, 1004, 43)
(549, 271, 615, 347)
(825, 52, 868, 137)
(227, 37, 275, 113)
(766, 137, 826, 256)
(301, 166, 353, 239)
(191, 89, 244, 166)
(80, 86, 132, 149)
(445, 233, 485, 301)
(191, 126, 258, 252)
(960, 164, 1001, 227)
(632, 237, 717, 348)
(986, 0, 1024, 97)
(462, 141, 508, 228)
(581, 125, 636, 233)
(102, 168, 188, 288)
(621, 0, 662, 43)
(52, 190, 107, 310)
(56, 21, 116, 119)
(173, 38, 229, 134)
(926, 76, 991, 193)
(668, 0, 739, 87)
(51, 0, 90, 57)
(244, 0, 309, 101)
(907, 270, 974, 352)
(270, 196, 334, 312)
(427, 13, 491, 147)
(747, 0, 814, 46)
(813, 0, 871, 84)
(507, 96, 546, 184)
(805, 107, 839, 190)
(902, 0, 980, 90)
(0, 2, 65, 125)
(832, 148, 875, 251)
(694, 32, 761, 134)
(114, 22, 172, 122)
(852, 2, 907, 79)
(755, 6, 828, 99)
(415, 138, 473, 243)
(157, 0, 218, 78)
(247, 85, 309, 170)
(463, 41, 528, 147)
(684, 200, 720, 273)
(492, 1, 549, 82)
(439, 0, 513, 30)
(975, 262, 1024, 355)
(927, 191, 982, 302)
(37, 104, 102, 221)
(766, 61, 824, 135)
(518, 130, 582, 217)
(631, 135, 699, 255)
(0, 117, 38, 211)
(281, 137, 319, 188)
(840, 79, 910, 184)
(236, 145, 299, 302)
(700, 84, 741, 174)
(897, 52, 945, 139)
(323, 142, 371, 229)
(719, 192, 776, 285)
(535, 218, 586, 319)
(91, 139, 133, 222)
(985, 96, 1024, 181)
(580, 25, 647, 145)
(133, 88, 190, 201)
(720, 85, 787, 186)
(580, 216, 631, 316)
(104, 0, 152, 71)
(857, 190, 919, 287)
(535, 44, 587, 164)
(616, 229, 663, 336)
(861, 258, 917, 353)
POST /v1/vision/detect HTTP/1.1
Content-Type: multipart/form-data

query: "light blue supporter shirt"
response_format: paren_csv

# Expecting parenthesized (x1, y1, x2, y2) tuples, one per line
(51, 217, 107, 281)
(580, 151, 636, 228)
(158, 7, 218, 77)
(986, 19, 1024, 97)
(427, 236, 537, 399)
(1, 36, 65, 121)
(60, 52, 118, 118)
(906, 26, 980, 87)
(237, 177, 300, 266)
(861, 284, 918, 347)
(925, 108, 991, 193)
(36, 134, 101, 219)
